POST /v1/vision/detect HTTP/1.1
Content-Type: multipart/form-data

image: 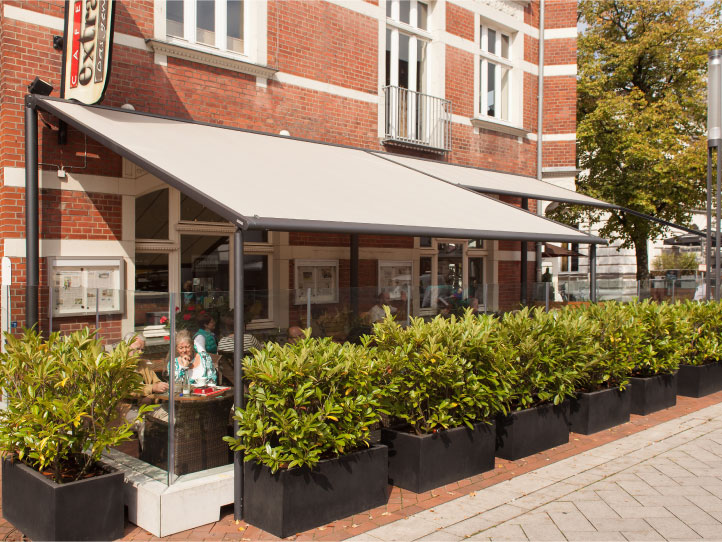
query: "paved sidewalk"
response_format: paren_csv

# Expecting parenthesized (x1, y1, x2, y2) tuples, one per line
(351, 402, 722, 541)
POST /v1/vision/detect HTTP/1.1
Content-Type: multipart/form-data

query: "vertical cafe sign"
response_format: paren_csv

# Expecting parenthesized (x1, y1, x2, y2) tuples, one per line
(61, 0, 115, 104)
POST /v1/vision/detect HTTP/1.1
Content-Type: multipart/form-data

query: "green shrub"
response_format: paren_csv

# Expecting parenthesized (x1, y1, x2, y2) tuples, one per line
(624, 300, 689, 376)
(0, 328, 146, 483)
(679, 301, 722, 366)
(499, 307, 594, 410)
(372, 310, 512, 435)
(226, 335, 383, 472)
(577, 302, 639, 391)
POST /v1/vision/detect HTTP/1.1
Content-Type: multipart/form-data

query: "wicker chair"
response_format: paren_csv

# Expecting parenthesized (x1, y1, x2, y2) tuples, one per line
(140, 394, 234, 475)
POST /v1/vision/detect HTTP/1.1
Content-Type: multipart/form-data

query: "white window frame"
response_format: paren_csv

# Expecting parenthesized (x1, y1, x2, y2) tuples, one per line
(166, 0, 246, 55)
(478, 25, 513, 123)
(294, 260, 339, 305)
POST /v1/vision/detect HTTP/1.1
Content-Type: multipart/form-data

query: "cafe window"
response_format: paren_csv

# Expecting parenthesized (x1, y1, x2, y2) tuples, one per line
(136, 189, 169, 240)
(294, 260, 339, 305)
(167, 0, 245, 54)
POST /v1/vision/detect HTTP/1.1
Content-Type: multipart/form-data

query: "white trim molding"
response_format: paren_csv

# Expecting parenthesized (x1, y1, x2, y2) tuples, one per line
(4, 239, 133, 258)
(527, 133, 576, 142)
(147, 39, 278, 79)
(273, 72, 379, 104)
(471, 117, 529, 138)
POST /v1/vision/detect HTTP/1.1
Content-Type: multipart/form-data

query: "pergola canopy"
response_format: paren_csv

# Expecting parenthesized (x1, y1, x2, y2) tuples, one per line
(34, 96, 605, 244)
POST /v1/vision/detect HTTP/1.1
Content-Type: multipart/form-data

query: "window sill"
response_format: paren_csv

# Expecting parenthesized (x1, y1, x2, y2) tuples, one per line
(146, 39, 278, 79)
(471, 117, 529, 138)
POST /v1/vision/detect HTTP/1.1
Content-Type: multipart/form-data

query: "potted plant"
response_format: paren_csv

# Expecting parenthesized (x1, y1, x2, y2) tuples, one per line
(226, 334, 387, 539)
(0, 328, 147, 541)
(677, 301, 722, 397)
(568, 302, 637, 434)
(372, 310, 510, 493)
(495, 307, 590, 460)
(625, 300, 687, 414)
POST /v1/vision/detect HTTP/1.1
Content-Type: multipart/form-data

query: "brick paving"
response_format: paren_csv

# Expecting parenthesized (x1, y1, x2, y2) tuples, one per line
(2, 391, 722, 541)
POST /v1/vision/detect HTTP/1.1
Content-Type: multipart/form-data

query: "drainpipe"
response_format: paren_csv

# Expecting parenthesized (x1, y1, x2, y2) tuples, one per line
(535, 0, 545, 284)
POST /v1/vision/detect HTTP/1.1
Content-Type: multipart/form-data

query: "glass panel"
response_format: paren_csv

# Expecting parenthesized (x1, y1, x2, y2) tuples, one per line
(135, 253, 169, 294)
(487, 62, 496, 117)
(386, 0, 392, 18)
(385, 28, 392, 86)
(399, 0, 410, 24)
(500, 66, 509, 120)
(181, 235, 230, 300)
(419, 256, 432, 308)
(419, 236, 432, 247)
(244, 230, 268, 243)
(196, 0, 215, 45)
(416, 39, 427, 94)
(167, 0, 184, 37)
(181, 194, 228, 223)
(244, 254, 269, 320)
(417, 1, 428, 30)
(136, 189, 169, 240)
(501, 33, 510, 59)
(398, 33, 410, 89)
(468, 257, 484, 305)
(487, 28, 496, 55)
(227, 0, 244, 53)
(437, 243, 463, 312)
(468, 239, 484, 249)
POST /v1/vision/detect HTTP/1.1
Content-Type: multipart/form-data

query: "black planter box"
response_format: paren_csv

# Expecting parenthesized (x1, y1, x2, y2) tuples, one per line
(569, 387, 631, 435)
(495, 402, 569, 461)
(629, 373, 677, 415)
(2, 457, 124, 541)
(678, 362, 722, 398)
(381, 421, 495, 493)
(243, 445, 388, 538)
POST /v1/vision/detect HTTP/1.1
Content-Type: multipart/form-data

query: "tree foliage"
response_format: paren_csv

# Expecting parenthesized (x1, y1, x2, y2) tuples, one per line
(552, 0, 721, 280)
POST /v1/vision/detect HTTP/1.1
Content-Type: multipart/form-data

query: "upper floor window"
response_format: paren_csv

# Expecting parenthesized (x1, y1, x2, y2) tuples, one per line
(167, 0, 244, 54)
(478, 25, 513, 122)
(385, 0, 429, 93)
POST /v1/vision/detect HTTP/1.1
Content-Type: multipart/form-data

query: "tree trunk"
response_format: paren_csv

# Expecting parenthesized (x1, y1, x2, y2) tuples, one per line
(633, 237, 650, 282)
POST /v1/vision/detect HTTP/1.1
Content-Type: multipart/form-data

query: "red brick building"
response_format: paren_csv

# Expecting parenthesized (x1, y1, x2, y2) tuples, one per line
(0, 0, 579, 341)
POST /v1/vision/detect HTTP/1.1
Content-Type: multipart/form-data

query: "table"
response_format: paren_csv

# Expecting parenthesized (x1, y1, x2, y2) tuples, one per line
(140, 387, 235, 475)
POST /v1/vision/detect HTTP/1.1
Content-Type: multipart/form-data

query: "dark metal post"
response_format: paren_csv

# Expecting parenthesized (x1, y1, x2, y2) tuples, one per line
(717, 147, 722, 301)
(234, 228, 245, 521)
(167, 292, 176, 485)
(707, 146, 713, 301)
(520, 198, 529, 305)
(350, 234, 359, 317)
(589, 244, 597, 302)
(24, 95, 39, 329)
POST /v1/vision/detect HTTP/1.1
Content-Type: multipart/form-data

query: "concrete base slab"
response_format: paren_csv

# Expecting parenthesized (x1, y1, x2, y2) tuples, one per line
(104, 449, 234, 537)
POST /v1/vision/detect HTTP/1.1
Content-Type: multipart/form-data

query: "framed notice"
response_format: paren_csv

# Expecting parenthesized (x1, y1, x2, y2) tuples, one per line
(378, 261, 412, 300)
(294, 260, 338, 305)
(48, 257, 124, 317)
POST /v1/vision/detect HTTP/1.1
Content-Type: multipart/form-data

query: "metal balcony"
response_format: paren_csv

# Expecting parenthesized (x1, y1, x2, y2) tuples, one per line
(383, 85, 452, 153)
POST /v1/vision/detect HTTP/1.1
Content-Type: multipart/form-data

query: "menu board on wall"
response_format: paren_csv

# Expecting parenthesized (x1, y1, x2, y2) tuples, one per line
(48, 258, 125, 317)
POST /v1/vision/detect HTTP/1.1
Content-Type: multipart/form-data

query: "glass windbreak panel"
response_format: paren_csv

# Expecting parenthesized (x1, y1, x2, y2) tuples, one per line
(398, 33, 410, 89)
(136, 189, 169, 240)
(419, 256, 432, 308)
(167, 0, 184, 37)
(417, 1, 428, 30)
(227, 0, 244, 53)
(501, 33, 510, 59)
(180, 194, 228, 223)
(500, 66, 509, 121)
(487, 62, 496, 117)
(245, 254, 269, 320)
(437, 243, 463, 311)
(416, 39, 427, 94)
(181, 235, 230, 303)
(487, 28, 496, 55)
(399, 0, 410, 24)
(196, 0, 215, 45)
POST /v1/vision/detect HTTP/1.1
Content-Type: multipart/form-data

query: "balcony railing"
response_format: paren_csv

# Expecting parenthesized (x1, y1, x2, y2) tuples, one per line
(383, 85, 452, 153)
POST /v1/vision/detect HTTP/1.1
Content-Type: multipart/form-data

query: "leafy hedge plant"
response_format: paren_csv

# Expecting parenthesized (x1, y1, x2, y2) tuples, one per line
(625, 300, 690, 377)
(577, 301, 640, 391)
(679, 301, 722, 366)
(226, 334, 384, 472)
(499, 307, 595, 410)
(0, 328, 146, 483)
(371, 310, 512, 434)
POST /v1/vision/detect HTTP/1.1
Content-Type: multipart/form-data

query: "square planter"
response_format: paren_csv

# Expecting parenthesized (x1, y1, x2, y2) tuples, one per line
(629, 373, 677, 415)
(677, 362, 722, 398)
(243, 444, 388, 538)
(381, 421, 495, 493)
(569, 387, 631, 435)
(495, 402, 569, 461)
(2, 457, 124, 541)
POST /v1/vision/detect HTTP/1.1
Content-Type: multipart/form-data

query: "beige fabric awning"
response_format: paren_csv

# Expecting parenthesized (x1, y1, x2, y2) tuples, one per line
(33, 96, 606, 244)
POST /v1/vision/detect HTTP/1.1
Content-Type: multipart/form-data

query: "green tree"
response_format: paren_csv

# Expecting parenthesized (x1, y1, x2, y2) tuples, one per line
(562, 0, 720, 280)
